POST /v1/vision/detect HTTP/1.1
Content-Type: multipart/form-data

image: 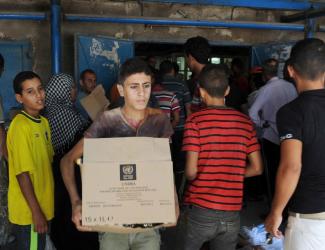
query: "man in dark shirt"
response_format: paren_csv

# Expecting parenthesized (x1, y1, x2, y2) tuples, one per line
(184, 36, 210, 112)
(265, 38, 325, 249)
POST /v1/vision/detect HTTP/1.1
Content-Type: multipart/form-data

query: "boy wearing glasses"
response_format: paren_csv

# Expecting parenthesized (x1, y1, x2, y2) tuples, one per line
(7, 71, 54, 250)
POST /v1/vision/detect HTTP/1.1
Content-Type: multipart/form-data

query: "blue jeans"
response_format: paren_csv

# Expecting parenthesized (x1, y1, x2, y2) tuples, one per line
(176, 205, 240, 250)
(99, 230, 160, 250)
(12, 224, 46, 250)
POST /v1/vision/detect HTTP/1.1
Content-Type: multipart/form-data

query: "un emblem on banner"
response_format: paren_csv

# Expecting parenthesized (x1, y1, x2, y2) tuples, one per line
(120, 164, 136, 181)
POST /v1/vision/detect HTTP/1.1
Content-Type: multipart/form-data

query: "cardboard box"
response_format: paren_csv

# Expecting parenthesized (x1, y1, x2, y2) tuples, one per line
(80, 84, 110, 121)
(80, 137, 176, 233)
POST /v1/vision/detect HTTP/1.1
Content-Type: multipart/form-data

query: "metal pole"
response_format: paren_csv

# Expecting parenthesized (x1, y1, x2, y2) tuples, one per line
(306, 18, 316, 38)
(65, 14, 305, 31)
(0, 13, 46, 21)
(51, 0, 61, 74)
(143, 0, 323, 11)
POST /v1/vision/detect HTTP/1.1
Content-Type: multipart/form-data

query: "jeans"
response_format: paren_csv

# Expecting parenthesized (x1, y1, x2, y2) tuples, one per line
(12, 224, 46, 250)
(99, 230, 160, 250)
(284, 215, 325, 250)
(176, 205, 240, 250)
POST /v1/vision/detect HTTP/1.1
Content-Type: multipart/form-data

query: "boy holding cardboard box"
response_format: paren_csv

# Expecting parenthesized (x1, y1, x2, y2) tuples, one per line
(61, 58, 175, 250)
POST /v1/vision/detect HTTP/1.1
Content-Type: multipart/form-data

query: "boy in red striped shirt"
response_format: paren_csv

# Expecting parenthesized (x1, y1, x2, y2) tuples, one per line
(178, 64, 263, 250)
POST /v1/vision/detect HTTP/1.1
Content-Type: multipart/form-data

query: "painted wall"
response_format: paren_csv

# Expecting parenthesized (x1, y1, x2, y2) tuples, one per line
(0, 0, 324, 81)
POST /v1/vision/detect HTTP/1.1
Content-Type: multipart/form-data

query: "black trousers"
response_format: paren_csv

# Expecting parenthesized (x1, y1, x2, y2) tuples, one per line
(171, 130, 186, 197)
(261, 138, 280, 198)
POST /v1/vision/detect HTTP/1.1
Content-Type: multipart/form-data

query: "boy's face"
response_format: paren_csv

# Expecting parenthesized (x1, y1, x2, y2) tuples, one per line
(117, 73, 151, 112)
(80, 72, 96, 94)
(16, 77, 45, 117)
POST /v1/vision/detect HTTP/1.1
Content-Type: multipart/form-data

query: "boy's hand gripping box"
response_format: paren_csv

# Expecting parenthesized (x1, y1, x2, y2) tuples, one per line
(80, 137, 177, 233)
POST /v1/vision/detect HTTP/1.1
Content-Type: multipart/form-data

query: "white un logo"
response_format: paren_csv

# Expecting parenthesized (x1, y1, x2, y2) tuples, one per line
(123, 165, 134, 175)
(120, 164, 136, 181)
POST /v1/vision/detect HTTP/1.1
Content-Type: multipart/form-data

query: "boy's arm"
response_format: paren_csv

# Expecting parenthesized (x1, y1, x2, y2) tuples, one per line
(248, 88, 267, 127)
(185, 151, 199, 180)
(245, 150, 263, 177)
(16, 172, 48, 233)
(265, 139, 302, 238)
(60, 138, 91, 231)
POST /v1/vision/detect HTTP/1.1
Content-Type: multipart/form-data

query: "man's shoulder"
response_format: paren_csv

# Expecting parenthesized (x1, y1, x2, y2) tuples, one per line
(278, 97, 301, 117)
(270, 78, 295, 90)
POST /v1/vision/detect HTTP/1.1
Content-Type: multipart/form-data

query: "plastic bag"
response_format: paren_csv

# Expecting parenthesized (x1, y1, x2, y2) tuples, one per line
(240, 224, 284, 250)
(45, 234, 56, 250)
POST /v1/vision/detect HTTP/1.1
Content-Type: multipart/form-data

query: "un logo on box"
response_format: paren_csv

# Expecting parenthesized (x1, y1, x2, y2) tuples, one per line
(120, 164, 136, 181)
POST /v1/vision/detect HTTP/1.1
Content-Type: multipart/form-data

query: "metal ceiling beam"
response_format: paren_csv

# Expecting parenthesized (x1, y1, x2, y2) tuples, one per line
(0, 13, 46, 21)
(306, 18, 316, 38)
(65, 14, 305, 31)
(142, 0, 323, 11)
(281, 8, 325, 22)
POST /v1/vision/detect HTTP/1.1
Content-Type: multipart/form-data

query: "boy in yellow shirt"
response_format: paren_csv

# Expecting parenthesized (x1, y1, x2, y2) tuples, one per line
(7, 71, 54, 250)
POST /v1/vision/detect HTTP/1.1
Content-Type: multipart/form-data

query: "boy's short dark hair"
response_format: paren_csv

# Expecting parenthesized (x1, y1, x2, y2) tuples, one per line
(118, 58, 153, 85)
(13, 71, 41, 94)
(262, 58, 278, 78)
(198, 64, 229, 98)
(184, 36, 211, 64)
(80, 69, 96, 80)
(159, 60, 174, 75)
(289, 38, 325, 81)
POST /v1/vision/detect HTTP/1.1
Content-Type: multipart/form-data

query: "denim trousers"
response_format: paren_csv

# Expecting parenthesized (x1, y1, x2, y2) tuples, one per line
(12, 224, 46, 250)
(176, 205, 240, 250)
(99, 229, 160, 250)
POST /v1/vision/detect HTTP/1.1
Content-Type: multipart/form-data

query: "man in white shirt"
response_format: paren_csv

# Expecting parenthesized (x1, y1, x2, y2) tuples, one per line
(249, 58, 297, 196)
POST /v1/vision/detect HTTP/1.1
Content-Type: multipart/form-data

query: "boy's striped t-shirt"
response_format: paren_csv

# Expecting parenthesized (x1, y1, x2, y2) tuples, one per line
(182, 107, 260, 211)
(152, 84, 180, 118)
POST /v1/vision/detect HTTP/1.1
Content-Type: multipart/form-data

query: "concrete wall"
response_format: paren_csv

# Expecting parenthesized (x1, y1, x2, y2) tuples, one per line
(0, 0, 324, 80)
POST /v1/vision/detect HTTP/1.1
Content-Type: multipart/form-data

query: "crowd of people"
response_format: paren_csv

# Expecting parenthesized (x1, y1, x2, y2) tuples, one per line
(0, 36, 324, 250)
